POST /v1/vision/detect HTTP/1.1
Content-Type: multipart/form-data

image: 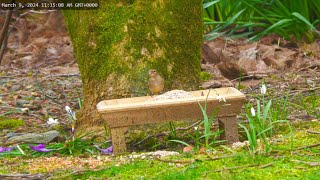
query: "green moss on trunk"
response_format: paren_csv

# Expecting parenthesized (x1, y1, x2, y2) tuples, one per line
(63, 0, 203, 130)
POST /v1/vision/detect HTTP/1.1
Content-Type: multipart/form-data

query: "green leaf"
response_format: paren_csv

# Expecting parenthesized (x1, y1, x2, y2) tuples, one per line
(292, 12, 316, 30)
(222, 8, 246, 29)
(169, 140, 191, 147)
(262, 100, 272, 124)
(250, 19, 293, 40)
(203, 0, 221, 9)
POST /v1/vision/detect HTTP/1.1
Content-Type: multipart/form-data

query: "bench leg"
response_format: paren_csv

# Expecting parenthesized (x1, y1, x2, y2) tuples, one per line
(110, 127, 128, 155)
(218, 116, 239, 143)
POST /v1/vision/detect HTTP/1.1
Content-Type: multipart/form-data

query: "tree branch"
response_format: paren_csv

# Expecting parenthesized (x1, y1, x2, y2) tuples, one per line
(0, 1, 14, 64)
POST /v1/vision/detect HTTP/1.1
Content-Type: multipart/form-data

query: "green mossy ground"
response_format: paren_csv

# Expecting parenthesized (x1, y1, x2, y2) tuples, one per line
(71, 155, 320, 179)
(69, 121, 320, 179)
(1, 121, 319, 179)
(0, 117, 24, 130)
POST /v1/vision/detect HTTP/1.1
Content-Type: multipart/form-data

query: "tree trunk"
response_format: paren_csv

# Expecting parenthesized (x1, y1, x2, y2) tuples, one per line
(63, 0, 203, 133)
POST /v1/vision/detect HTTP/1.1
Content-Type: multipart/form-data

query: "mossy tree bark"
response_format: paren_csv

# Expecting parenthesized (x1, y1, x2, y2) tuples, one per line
(63, 0, 203, 132)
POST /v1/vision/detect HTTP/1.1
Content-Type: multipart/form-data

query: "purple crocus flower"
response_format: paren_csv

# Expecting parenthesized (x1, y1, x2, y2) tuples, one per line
(0, 146, 14, 153)
(29, 144, 52, 152)
(94, 145, 113, 155)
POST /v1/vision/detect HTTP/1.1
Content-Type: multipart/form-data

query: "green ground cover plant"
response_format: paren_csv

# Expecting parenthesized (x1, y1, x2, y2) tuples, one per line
(203, 0, 320, 41)
(1, 82, 319, 179)
(239, 84, 293, 155)
(49, 119, 320, 179)
(170, 90, 224, 153)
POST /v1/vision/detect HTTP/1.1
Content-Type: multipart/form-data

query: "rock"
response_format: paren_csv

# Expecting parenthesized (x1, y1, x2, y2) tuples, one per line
(201, 80, 222, 89)
(5, 132, 25, 138)
(273, 48, 296, 70)
(201, 64, 221, 75)
(26, 85, 33, 89)
(237, 46, 269, 72)
(217, 61, 246, 80)
(15, 99, 29, 107)
(7, 130, 60, 144)
(31, 92, 40, 97)
(20, 107, 29, 113)
(46, 89, 55, 96)
(202, 39, 229, 64)
(221, 79, 234, 87)
(183, 146, 193, 153)
(259, 45, 297, 70)
(238, 46, 258, 60)
(237, 58, 269, 72)
(0, 79, 7, 85)
(10, 85, 22, 91)
(202, 45, 224, 64)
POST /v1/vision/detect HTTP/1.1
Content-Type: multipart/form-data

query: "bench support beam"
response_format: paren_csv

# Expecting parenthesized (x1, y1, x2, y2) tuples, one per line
(218, 116, 239, 143)
(110, 127, 128, 155)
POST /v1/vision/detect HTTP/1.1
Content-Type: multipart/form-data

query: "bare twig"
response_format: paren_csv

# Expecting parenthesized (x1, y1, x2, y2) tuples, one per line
(258, 162, 275, 169)
(0, 5, 13, 46)
(291, 160, 320, 167)
(176, 120, 202, 131)
(289, 87, 320, 96)
(206, 153, 239, 160)
(214, 162, 274, 172)
(272, 143, 320, 153)
(8, 10, 57, 34)
(307, 130, 320, 135)
(294, 143, 320, 150)
(214, 164, 257, 172)
(230, 74, 267, 82)
(297, 64, 320, 72)
(0, 2, 14, 64)
(49, 166, 112, 179)
(132, 132, 168, 147)
(292, 152, 320, 157)
(132, 134, 153, 146)
(44, 73, 81, 78)
(0, 75, 20, 78)
(0, 173, 45, 179)
(155, 157, 195, 164)
(156, 154, 243, 166)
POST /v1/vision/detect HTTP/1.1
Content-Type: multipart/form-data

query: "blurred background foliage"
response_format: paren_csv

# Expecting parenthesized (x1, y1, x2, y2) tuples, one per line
(203, 0, 320, 42)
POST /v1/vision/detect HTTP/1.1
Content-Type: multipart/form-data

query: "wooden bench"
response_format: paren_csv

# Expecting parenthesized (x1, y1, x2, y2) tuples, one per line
(97, 87, 246, 155)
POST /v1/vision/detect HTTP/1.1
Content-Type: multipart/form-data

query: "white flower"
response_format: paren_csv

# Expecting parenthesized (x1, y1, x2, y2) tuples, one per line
(216, 94, 226, 102)
(260, 84, 267, 95)
(47, 118, 59, 125)
(65, 106, 76, 120)
(65, 106, 72, 115)
(250, 107, 256, 117)
(194, 126, 198, 131)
